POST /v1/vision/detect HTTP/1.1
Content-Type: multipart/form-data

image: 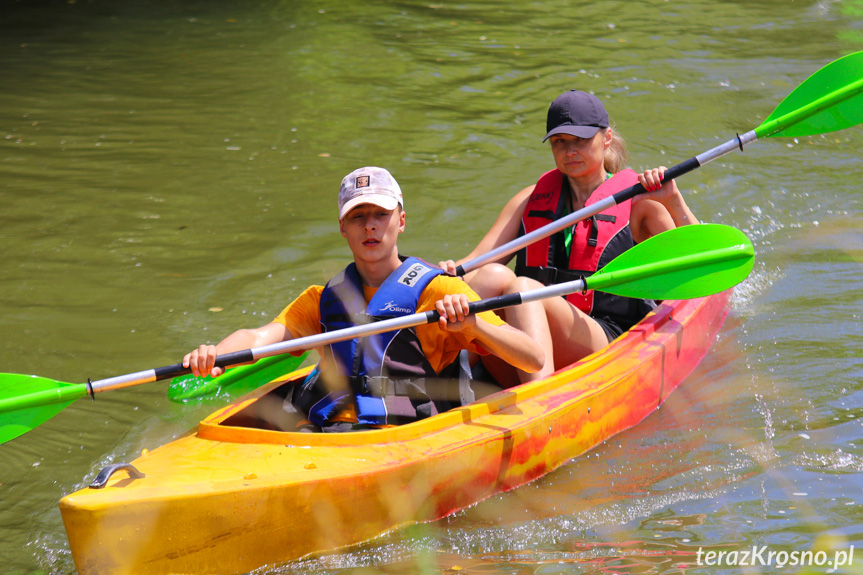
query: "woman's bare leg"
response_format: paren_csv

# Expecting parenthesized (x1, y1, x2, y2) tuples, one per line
(502, 277, 609, 383)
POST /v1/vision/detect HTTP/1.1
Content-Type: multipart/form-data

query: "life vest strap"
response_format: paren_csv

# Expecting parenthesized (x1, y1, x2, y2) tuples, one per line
(359, 376, 428, 398)
(527, 209, 558, 219)
(588, 213, 618, 247)
(587, 216, 599, 247)
(322, 312, 391, 326)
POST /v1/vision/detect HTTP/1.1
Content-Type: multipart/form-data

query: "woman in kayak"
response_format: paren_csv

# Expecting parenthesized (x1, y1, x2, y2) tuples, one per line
(440, 90, 698, 386)
(184, 166, 544, 431)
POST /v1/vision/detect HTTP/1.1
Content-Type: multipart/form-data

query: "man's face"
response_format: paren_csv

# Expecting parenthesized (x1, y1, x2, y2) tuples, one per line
(339, 203, 405, 264)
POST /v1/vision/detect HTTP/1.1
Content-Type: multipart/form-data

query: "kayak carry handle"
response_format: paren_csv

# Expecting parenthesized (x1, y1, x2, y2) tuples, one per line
(89, 463, 146, 489)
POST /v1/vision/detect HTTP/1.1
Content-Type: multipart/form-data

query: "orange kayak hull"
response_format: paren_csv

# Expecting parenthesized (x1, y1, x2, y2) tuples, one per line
(59, 292, 731, 575)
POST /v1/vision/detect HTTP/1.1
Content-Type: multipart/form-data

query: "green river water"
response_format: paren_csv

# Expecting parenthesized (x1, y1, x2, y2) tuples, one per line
(2, 1, 862, 573)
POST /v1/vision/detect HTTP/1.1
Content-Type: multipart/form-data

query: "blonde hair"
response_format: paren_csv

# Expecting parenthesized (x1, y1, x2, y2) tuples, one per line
(604, 125, 628, 174)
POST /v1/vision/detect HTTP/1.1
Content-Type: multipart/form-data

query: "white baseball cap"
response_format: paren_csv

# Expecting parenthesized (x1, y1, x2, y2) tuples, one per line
(338, 166, 403, 220)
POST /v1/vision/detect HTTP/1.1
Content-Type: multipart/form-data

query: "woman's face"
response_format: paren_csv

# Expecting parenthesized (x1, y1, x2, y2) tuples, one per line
(549, 129, 612, 179)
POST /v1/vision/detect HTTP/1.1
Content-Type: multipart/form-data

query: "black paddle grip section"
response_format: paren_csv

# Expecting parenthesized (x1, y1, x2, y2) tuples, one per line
(611, 156, 702, 204)
(214, 349, 256, 369)
(153, 362, 191, 380)
(422, 293, 523, 325)
(455, 264, 466, 277)
(152, 349, 255, 381)
(469, 292, 523, 315)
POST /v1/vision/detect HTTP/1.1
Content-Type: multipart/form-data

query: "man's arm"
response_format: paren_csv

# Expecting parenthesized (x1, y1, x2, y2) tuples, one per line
(435, 293, 544, 373)
(183, 322, 291, 378)
(182, 286, 323, 378)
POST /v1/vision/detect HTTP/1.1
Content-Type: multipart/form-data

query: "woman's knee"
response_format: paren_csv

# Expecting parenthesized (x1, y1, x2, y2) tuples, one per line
(505, 275, 544, 295)
(467, 263, 516, 298)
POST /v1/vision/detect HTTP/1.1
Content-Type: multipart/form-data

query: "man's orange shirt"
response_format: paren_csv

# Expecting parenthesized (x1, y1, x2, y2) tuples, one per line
(272, 275, 505, 373)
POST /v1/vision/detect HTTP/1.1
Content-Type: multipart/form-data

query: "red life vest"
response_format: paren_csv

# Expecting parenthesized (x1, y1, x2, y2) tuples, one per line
(515, 168, 652, 324)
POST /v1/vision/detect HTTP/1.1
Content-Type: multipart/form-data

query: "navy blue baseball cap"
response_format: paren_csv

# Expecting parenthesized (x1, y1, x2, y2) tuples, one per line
(543, 90, 610, 142)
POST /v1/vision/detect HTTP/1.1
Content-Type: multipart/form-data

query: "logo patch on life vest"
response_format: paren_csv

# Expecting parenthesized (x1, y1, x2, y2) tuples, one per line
(356, 175, 370, 188)
(530, 190, 555, 202)
(380, 300, 412, 314)
(397, 263, 433, 287)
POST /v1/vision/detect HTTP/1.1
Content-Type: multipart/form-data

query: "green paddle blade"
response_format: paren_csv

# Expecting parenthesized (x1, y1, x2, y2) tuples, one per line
(167, 352, 308, 402)
(587, 224, 754, 300)
(757, 51, 863, 138)
(0, 375, 89, 444)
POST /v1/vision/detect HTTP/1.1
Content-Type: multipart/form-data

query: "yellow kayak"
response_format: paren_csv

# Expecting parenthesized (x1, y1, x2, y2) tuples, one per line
(60, 291, 731, 575)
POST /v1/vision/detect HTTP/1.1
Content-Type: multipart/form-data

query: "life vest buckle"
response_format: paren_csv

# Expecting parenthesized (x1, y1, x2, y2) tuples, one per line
(534, 266, 559, 285)
(362, 376, 429, 398)
(350, 312, 375, 325)
(363, 376, 390, 395)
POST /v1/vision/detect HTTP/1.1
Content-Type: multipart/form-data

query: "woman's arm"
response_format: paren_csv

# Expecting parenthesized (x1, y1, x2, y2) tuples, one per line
(631, 167, 699, 243)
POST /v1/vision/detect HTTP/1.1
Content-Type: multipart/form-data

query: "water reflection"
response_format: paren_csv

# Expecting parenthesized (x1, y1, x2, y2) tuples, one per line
(2, 0, 863, 573)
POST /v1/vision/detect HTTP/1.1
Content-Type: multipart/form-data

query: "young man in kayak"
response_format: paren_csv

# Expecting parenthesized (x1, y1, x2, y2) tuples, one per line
(440, 90, 698, 386)
(184, 166, 544, 431)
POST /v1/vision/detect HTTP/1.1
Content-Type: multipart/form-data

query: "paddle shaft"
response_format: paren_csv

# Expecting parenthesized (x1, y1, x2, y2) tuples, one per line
(88, 285, 583, 394)
(456, 60, 863, 276)
(85, 240, 751, 395)
(454, 132, 756, 275)
(87, 294, 558, 394)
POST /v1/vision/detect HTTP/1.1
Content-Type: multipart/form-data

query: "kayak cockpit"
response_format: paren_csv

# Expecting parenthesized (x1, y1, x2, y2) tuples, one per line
(195, 362, 524, 446)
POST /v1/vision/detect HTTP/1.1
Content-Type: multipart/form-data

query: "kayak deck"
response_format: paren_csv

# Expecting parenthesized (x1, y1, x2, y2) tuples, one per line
(59, 292, 731, 575)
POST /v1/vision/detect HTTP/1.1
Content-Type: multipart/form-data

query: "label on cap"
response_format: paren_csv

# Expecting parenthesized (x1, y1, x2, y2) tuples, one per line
(355, 175, 370, 188)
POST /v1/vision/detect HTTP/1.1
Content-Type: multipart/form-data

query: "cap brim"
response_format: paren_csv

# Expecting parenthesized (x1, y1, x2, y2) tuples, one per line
(542, 125, 603, 142)
(339, 194, 401, 220)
